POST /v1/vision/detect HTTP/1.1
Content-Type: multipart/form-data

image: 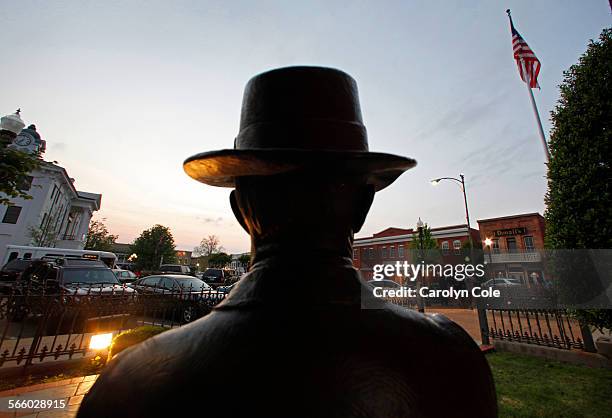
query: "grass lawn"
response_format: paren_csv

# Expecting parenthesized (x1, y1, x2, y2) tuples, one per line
(488, 352, 612, 418)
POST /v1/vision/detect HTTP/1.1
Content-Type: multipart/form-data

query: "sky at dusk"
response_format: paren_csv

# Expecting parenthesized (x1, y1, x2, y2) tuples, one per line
(1, 1, 610, 253)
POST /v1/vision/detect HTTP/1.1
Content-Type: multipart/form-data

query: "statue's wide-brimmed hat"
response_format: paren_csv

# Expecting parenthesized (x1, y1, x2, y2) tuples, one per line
(183, 66, 416, 191)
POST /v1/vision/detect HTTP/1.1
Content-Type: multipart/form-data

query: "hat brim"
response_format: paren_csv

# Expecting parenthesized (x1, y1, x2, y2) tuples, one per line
(183, 149, 416, 192)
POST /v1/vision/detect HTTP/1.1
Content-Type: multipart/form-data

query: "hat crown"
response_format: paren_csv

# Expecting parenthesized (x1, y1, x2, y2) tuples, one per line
(240, 66, 364, 127)
(235, 66, 368, 152)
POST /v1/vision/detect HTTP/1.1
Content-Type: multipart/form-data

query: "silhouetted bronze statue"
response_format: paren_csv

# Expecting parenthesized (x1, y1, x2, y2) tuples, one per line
(78, 66, 497, 418)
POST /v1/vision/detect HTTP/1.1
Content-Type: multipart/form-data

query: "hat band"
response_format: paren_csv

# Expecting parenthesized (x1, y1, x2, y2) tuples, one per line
(235, 120, 369, 152)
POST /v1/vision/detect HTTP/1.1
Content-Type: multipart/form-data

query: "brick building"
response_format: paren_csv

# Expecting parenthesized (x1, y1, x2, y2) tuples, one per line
(175, 250, 192, 266)
(354, 224, 480, 282)
(477, 213, 546, 286)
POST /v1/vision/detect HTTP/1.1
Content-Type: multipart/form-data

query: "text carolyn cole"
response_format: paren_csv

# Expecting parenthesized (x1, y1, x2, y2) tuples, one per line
(372, 286, 500, 299)
(372, 261, 485, 282)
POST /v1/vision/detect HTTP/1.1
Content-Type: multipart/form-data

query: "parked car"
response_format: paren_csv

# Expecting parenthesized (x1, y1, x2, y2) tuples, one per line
(112, 269, 138, 284)
(115, 262, 135, 271)
(482, 278, 522, 288)
(0, 258, 38, 282)
(1, 258, 135, 296)
(128, 275, 223, 323)
(1, 257, 137, 327)
(201, 268, 238, 288)
(159, 264, 193, 276)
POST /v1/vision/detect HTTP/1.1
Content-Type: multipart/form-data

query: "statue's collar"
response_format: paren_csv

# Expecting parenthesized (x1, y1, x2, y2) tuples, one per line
(215, 255, 364, 310)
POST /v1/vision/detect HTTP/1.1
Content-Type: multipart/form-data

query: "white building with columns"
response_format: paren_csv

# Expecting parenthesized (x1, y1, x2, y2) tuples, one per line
(0, 111, 102, 262)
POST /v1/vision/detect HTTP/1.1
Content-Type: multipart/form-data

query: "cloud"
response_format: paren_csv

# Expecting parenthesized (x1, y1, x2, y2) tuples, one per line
(195, 216, 224, 225)
(457, 134, 546, 189)
(413, 90, 510, 143)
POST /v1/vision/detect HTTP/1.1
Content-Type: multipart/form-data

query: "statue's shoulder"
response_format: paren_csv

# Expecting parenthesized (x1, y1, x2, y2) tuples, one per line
(374, 303, 483, 354)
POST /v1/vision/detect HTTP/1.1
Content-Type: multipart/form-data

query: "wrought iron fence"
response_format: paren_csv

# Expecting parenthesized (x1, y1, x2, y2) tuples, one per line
(483, 308, 595, 351)
(0, 285, 227, 368)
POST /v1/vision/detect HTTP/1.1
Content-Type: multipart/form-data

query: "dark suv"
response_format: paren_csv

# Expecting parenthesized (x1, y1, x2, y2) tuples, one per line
(4, 258, 135, 295)
(1, 258, 137, 327)
(201, 268, 237, 288)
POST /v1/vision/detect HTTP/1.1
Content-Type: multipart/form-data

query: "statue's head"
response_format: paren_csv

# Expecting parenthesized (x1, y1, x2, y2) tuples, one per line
(229, 172, 375, 248)
(184, 66, 416, 252)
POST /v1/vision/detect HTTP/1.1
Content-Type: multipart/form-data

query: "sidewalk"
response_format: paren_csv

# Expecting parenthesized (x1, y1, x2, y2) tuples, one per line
(427, 307, 482, 343)
(0, 375, 97, 418)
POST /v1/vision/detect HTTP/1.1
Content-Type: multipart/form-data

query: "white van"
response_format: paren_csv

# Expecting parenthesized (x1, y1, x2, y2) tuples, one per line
(2, 245, 118, 268)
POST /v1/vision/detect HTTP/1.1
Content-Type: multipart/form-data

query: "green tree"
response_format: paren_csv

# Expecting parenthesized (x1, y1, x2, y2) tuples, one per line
(84, 219, 118, 251)
(130, 225, 176, 271)
(193, 235, 223, 257)
(545, 28, 611, 250)
(0, 139, 41, 206)
(208, 252, 232, 268)
(409, 223, 439, 261)
(544, 28, 611, 329)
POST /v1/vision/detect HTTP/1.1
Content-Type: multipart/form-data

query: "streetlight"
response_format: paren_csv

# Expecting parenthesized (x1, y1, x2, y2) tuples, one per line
(483, 238, 493, 277)
(431, 174, 477, 310)
(430, 174, 473, 251)
(432, 174, 490, 344)
(416, 217, 425, 313)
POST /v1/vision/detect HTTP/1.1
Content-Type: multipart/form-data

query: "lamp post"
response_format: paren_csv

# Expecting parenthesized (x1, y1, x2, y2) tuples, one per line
(432, 174, 490, 345)
(431, 174, 475, 293)
(416, 217, 425, 313)
(484, 238, 493, 278)
(431, 174, 473, 251)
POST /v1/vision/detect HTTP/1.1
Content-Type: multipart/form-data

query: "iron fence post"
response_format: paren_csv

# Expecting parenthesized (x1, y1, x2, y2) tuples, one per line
(477, 308, 490, 345)
(579, 323, 596, 353)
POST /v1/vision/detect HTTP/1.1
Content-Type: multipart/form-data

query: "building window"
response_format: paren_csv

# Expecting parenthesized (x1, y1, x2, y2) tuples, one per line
(441, 241, 449, 255)
(453, 240, 461, 255)
(381, 246, 388, 258)
(369, 248, 374, 259)
(492, 239, 500, 254)
(389, 246, 396, 258)
(353, 249, 358, 259)
(506, 237, 517, 253)
(398, 245, 404, 258)
(524, 236, 535, 252)
(2, 206, 22, 224)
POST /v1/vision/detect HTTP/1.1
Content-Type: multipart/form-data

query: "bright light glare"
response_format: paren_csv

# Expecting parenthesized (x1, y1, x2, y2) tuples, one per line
(484, 238, 493, 247)
(89, 333, 113, 350)
(430, 179, 440, 186)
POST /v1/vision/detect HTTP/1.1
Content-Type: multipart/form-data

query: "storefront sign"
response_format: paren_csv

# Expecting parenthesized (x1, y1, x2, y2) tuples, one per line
(494, 227, 527, 237)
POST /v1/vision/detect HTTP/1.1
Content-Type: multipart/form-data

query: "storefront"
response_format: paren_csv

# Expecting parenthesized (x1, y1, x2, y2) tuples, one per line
(478, 213, 546, 286)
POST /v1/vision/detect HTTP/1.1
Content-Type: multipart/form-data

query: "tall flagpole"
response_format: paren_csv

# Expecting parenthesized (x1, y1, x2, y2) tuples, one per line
(522, 60, 551, 162)
(507, 9, 551, 163)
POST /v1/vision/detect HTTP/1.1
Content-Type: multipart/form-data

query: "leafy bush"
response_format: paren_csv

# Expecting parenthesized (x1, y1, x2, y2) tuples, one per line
(569, 309, 612, 334)
(108, 326, 167, 360)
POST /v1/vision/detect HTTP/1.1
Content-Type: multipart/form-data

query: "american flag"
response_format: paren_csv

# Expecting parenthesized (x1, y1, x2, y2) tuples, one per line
(508, 13, 541, 89)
